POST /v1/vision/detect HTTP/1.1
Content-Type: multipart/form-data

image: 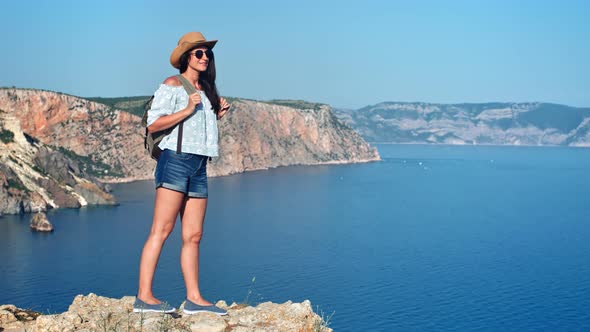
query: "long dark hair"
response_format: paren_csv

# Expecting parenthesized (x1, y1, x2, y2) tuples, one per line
(178, 47, 221, 114)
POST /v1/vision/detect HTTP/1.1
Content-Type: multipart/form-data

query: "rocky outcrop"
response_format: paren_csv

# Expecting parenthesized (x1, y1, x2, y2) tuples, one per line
(0, 108, 116, 216)
(0, 304, 41, 329)
(0, 88, 151, 181)
(0, 88, 379, 215)
(334, 102, 590, 146)
(29, 212, 53, 232)
(209, 99, 380, 176)
(0, 163, 47, 215)
(0, 293, 333, 331)
(0, 89, 378, 180)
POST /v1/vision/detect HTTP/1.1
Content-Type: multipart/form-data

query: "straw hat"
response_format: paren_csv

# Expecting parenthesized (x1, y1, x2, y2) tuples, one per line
(170, 32, 218, 69)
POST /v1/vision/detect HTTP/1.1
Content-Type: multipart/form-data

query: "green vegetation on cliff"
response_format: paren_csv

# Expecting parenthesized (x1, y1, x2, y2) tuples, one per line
(88, 96, 327, 117)
(0, 129, 14, 143)
(54, 146, 124, 178)
(263, 99, 326, 110)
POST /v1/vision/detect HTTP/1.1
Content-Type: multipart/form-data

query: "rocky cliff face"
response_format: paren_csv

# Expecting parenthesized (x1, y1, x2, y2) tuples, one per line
(0, 108, 116, 216)
(209, 99, 380, 176)
(0, 88, 151, 181)
(0, 88, 379, 215)
(334, 102, 590, 147)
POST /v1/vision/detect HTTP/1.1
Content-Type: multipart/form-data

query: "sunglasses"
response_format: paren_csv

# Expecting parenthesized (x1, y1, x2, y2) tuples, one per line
(190, 49, 213, 59)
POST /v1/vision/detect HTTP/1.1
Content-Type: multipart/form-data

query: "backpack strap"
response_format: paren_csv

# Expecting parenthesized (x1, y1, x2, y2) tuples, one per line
(176, 119, 183, 154)
(174, 75, 198, 154)
(176, 74, 198, 94)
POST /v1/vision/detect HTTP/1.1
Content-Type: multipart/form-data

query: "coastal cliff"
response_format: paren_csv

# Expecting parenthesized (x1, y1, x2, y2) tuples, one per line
(334, 102, 590, 146)
(0, 88, 151, 181)
(209, 99, 380, 176)
(0, 88, 379, 215)
(0, 108, 115, 216)
(0, 293, 333, 331)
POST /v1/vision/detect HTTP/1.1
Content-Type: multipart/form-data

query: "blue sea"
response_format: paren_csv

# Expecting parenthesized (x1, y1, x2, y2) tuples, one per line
(1, 144, 590, 331)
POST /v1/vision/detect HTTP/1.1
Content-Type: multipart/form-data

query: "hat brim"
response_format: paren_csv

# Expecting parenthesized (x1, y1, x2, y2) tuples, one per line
(170, 40, 218, 69)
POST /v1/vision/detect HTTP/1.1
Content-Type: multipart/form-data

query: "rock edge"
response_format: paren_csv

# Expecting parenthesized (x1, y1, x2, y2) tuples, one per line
(0, 293, 334, 332)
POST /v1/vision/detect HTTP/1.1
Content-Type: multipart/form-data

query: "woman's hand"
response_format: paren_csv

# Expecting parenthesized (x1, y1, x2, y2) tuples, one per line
(218, 97, 231, 120)
(187, 92, 202, 111)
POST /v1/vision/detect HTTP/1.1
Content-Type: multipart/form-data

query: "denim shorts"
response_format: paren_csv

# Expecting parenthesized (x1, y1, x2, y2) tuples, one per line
(154, 149, 208, 198)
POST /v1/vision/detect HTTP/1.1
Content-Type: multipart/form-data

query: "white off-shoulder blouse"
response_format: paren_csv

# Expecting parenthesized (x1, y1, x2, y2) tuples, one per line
(147, 84, 219, 157)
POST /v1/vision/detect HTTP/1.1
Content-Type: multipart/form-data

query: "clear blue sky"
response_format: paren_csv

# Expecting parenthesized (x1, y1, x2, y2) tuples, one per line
(1, 0, 588, 109)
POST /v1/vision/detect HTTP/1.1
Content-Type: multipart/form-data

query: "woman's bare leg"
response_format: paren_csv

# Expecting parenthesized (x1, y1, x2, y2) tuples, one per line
(137, 187, 186, 304)
(179, 197, 212, 305)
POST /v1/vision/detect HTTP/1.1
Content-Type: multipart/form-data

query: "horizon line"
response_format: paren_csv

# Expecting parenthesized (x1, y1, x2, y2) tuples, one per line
(1, 86, 589, 110)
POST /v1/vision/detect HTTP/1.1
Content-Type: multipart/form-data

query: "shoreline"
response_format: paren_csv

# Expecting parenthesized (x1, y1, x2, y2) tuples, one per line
(0, 156, 381, 217)
(99, 175, 153, 184)
(98, 156, 382, 184)
(369, 141, 590, 148)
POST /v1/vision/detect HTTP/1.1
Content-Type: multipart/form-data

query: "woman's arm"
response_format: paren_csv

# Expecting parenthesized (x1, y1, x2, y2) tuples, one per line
(147, 106, 194, 133)
(147, 77, 201, 133)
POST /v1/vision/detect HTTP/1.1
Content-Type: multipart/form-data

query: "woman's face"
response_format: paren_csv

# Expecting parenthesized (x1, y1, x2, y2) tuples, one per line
(188, 47, 212, 72)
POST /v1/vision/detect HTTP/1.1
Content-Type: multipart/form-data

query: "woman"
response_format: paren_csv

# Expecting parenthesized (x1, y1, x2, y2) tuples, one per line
(133, 32, 230, 315)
